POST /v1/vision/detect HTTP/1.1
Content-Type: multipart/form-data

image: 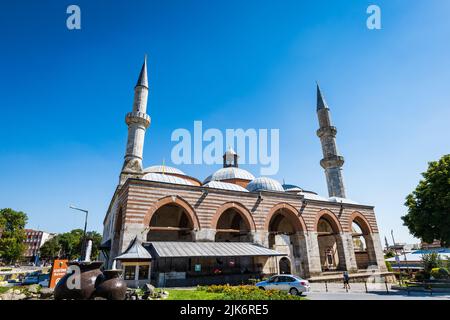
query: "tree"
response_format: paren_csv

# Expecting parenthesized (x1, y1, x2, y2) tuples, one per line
(40, 236, 61, 260)
(39, 229, 103, 261)
(0, 208, 28, 264)
(402, 154, 450, 247)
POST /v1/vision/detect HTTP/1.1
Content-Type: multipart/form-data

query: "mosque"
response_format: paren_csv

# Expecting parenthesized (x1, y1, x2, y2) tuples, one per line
(100, 57, 387, 287)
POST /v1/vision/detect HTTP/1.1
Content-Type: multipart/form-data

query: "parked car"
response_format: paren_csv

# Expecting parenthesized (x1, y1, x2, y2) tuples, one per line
(256, 275, 311, 296)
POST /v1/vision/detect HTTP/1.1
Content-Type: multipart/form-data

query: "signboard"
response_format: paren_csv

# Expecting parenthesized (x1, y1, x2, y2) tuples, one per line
(49, 259, 68, 288)
(194, 264, 201, 272)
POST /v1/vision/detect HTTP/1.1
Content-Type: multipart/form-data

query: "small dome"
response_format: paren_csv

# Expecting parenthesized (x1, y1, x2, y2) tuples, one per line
(204, 167, 255, 184)
(142, 172, 193, 186)
(282, 184, 303, 192)
(203, 181, 249, 192)
(247, 177, 284, 192)
(144, 165, 185, 175)
(328, 197, 359, 205)
(299, 191, 329, 202)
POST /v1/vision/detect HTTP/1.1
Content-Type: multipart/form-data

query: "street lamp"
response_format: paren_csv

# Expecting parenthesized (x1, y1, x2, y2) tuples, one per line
(69, 205, 88, 260)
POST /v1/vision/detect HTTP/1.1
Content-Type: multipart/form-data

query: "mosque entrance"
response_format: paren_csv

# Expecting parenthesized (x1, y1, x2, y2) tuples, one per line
(147, 204, 194, 241)
(214, 208, 252, 242)
(317, 216, 344, 272)
(267, 208, 302, 269)
(279, 257, 291, 274)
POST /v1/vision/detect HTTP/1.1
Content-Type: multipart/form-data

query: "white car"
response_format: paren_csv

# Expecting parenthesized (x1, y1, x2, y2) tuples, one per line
(256, 275, 311, 296)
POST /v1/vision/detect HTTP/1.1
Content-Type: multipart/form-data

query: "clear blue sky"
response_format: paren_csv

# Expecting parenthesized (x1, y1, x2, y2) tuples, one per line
(1, 1, 449, 244)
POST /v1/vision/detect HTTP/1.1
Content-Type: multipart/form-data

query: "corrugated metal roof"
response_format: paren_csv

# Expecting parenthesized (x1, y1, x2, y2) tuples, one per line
(147, 242, 286, 258)
(116, 237, 152, 260)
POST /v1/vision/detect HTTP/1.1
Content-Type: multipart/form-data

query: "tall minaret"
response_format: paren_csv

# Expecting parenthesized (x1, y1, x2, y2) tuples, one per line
(316, 83, 346, 198)
(120, 56, 151, 184)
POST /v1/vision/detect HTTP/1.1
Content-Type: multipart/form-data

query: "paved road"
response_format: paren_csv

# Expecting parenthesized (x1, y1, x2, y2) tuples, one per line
(306, 290, 450, 300)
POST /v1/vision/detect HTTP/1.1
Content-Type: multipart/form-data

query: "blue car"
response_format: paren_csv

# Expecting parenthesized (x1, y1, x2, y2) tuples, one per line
(256, 275, 311, 296)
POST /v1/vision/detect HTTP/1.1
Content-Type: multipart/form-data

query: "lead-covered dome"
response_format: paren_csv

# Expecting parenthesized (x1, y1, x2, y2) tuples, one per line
(247, 177, 284, 192)
(144, 165, 185, 175)
(141, 172, 194, 186)
(203, 167, 255, 184)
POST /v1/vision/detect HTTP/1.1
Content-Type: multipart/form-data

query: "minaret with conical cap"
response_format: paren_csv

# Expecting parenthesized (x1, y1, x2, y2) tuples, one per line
(120, 56, 151, 184)
(316, 83, 346, 198)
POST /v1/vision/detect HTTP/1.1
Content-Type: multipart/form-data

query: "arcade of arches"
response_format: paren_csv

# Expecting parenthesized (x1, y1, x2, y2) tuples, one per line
(113, 200, 384, 280)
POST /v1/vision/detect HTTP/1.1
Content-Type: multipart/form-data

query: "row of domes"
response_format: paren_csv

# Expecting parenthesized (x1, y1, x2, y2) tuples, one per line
(143, 165, 296, 194)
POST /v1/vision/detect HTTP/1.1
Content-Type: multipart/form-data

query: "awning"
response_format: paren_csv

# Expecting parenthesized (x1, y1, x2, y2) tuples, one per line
(146, 242, 286, 258)
(116, 237, 152, 261)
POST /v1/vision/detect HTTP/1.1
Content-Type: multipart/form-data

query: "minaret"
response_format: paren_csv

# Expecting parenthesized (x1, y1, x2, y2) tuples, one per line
(316, 83, 346, 198)
(120, 56, 151, 184)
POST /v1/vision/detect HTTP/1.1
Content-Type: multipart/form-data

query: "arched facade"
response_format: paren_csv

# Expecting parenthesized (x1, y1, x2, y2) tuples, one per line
(315, 210, 346, 272)
(349, 211, 377, 270)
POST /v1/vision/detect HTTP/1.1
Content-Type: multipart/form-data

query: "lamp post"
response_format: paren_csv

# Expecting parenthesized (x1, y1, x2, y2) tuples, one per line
(69, 205, 89, 260)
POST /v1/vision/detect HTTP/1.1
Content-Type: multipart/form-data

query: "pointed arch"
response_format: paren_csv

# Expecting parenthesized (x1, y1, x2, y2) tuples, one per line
(143, 195, 200, 230)
(348, 211, 372, 234)
(314, 209, 343, 233)
(264, 203, 307, 232)
(210, 202, 256, 231)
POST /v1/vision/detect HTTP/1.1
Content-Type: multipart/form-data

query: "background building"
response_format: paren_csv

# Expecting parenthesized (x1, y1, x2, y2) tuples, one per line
(23, 229, 56, 264)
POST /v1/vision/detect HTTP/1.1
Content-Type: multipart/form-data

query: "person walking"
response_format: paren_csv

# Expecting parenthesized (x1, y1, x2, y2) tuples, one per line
(343, 271, 351, 291)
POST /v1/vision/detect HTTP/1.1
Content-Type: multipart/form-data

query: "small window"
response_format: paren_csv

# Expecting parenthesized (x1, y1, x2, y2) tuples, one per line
(138, 265, 149, 280)
(124, 265, 136, 280)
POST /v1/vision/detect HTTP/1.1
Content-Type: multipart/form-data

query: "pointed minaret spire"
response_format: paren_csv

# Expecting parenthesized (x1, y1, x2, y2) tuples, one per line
(136, 54, 148, 88)
(120, 56, 151, 184)
(316, 83, 346, 198)
(316, 82, 328, 110)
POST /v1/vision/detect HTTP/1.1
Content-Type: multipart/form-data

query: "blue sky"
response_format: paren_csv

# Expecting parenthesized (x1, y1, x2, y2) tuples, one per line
(0, 1, 449, 244)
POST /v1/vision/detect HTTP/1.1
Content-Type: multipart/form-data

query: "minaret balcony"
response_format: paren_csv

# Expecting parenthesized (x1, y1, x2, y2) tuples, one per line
(320, 155, 345, 169)
(125, 111, 151, 127)
(316, 126, 337, 138)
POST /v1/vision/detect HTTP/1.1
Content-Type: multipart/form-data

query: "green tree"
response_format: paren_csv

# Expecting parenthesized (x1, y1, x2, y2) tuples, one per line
(0, 208, 28, 264)
(402, 154, 450, 246)
(38, 229, 103, 261)
(40, 236, 61, 260)
(422, 252, 442, 274)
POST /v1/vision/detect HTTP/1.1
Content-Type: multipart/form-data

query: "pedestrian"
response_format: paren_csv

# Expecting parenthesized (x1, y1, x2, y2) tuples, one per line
(343, 271, 350, 290)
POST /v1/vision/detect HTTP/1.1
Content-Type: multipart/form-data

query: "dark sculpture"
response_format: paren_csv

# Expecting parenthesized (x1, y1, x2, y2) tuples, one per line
(94, 269, 127, 300)
(54, 261, 103, 300)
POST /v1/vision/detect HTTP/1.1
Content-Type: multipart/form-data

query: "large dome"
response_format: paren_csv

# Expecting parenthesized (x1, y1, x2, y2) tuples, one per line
(141, 172, 194, 186)
(247, 177, 284, 192)
(144, 165, 185, 175)
(203, 167, 255, 184)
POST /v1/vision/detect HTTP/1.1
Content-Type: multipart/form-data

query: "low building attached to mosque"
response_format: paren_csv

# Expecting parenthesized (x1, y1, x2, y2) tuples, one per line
(100, 57, 387, 287)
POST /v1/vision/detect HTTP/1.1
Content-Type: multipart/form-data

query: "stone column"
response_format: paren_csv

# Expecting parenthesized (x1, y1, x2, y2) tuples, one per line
(367, 233, 387, 271)
(305, 232, 322, 276)
(339, 232, 358, 272)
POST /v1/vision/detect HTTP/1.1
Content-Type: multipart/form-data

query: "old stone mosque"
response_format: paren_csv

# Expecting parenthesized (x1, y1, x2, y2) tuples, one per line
(100, 57, 387, 287)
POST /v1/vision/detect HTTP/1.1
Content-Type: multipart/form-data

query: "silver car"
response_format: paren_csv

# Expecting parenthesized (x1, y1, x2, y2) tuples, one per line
(256, 275, 311, 296)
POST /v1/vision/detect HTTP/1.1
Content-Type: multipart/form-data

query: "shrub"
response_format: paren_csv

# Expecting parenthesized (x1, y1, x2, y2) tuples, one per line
(197, 284, 304, 300)
(430, 267, 449, 280)
(414, 271, 429, 282)
(422, 253, 443, 273)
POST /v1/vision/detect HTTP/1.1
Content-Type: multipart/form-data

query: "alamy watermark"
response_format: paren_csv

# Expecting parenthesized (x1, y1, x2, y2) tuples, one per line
(367, 4, 381, 30)
(171, 121, 280, 176)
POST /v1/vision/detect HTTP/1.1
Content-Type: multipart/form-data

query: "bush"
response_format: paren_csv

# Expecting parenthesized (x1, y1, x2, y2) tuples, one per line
(414, 271, 429, 282)
(197, 284, 304, 300)
(430, 268, 449, 280)
(422, 253, 443, 273)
